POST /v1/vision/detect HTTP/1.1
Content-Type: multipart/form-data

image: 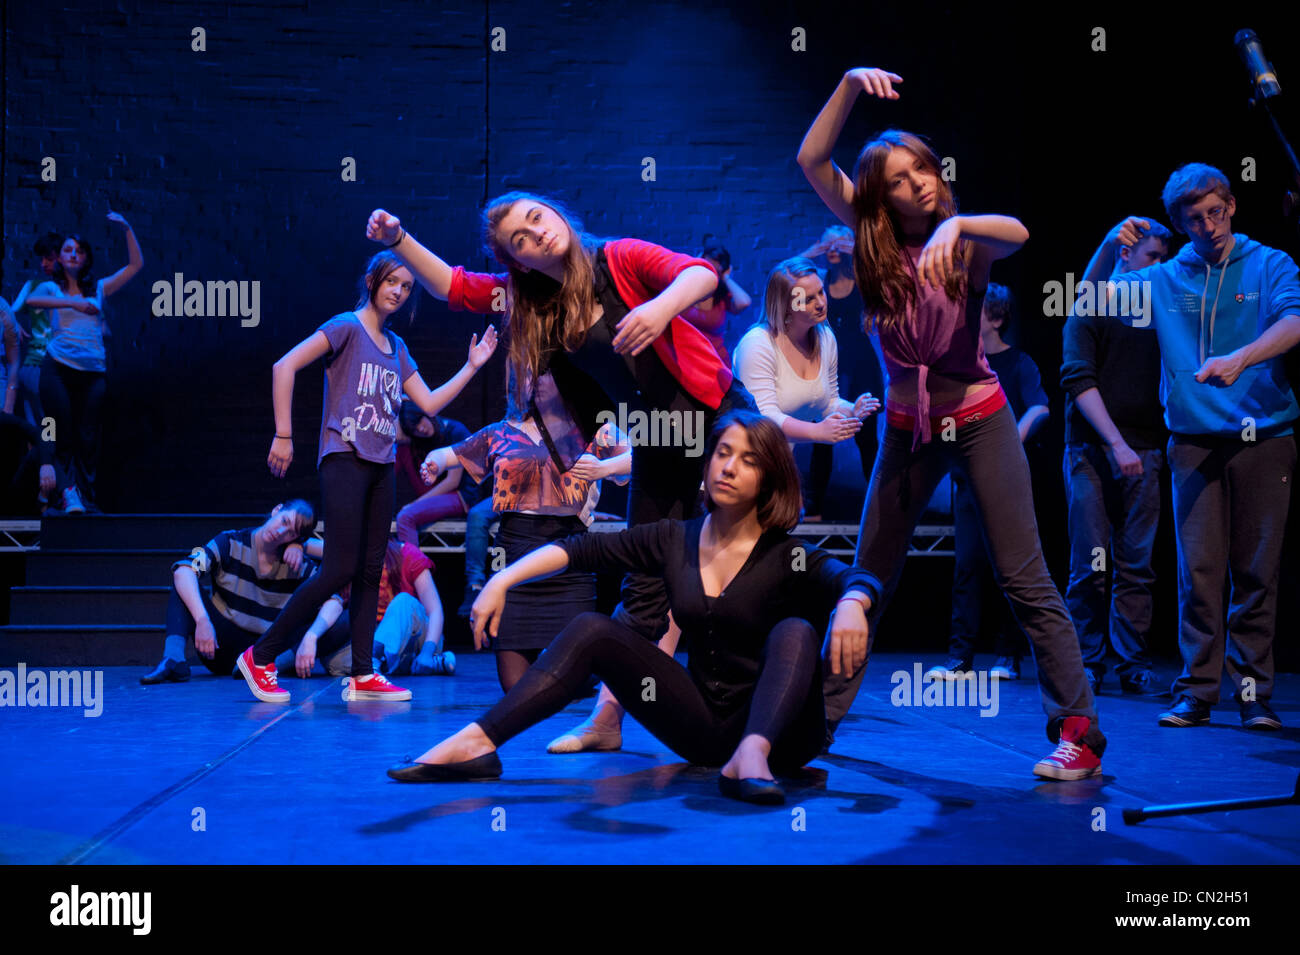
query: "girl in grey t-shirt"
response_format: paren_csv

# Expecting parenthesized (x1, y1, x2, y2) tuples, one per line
(236, 250, 497, 705)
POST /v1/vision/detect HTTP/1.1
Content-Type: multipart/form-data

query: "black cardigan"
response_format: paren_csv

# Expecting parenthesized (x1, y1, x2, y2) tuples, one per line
(557, 516, 881, 715)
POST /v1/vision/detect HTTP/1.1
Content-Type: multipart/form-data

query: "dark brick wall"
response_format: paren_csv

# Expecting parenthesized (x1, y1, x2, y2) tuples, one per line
(6, 2, 1300, 664)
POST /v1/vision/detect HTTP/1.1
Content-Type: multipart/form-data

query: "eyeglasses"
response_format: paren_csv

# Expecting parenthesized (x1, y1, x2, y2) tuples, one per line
(1183, 206, 1229, 228)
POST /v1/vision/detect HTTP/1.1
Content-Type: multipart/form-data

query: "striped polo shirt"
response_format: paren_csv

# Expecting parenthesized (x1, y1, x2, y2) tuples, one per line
(172, 528, 320, 634)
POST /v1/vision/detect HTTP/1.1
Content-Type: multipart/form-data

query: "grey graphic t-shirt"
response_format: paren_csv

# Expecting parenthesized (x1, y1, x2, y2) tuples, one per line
(316, 313, 418, 465)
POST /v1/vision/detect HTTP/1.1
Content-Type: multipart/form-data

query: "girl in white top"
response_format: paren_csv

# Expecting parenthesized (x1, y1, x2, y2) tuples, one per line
(732, 256, 880, 453)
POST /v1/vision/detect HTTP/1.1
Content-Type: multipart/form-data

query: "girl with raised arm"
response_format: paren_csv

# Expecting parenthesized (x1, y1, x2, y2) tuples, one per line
(387, 411, 874, 805)
(365, 197, 758, 748)
(796, 68, 1105, 780)
(236, 250, 497, 704)
(26, 214, 144, 513)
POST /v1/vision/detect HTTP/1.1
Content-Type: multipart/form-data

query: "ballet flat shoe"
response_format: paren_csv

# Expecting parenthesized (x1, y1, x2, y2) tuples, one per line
(718, 774, 785, 805)
(387, 751, 502, 782)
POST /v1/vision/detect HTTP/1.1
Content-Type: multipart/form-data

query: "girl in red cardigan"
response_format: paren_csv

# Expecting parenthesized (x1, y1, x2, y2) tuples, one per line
(366, 196, 758, 748)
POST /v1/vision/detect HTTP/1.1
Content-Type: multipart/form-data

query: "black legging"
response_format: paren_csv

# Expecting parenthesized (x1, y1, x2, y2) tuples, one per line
(496, 648, 540, 694)
(38, 356, 106, 504)
(251, 450, 394, 675)
(476, 612, 826, 771)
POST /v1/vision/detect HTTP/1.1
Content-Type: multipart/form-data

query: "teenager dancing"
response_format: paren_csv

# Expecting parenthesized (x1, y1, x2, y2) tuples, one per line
(797, 67, 1105, 779)
(26, 214, 144, 512)
(237, 250, 497, 703)
(420, 382, 631, 692)
(366, 198, 758, 748)
(387, 411, 875, 805)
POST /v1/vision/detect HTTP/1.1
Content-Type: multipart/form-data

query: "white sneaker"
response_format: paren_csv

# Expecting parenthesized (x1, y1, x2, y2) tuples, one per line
(62, 486, 86, 514)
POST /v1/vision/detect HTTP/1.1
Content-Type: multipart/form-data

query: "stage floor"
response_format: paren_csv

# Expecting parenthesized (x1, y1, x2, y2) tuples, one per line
(4, 653, 1297, 865)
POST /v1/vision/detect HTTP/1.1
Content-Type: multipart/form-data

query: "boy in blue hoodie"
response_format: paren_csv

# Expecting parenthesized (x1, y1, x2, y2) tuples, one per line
(1080, 163, 1300, 730)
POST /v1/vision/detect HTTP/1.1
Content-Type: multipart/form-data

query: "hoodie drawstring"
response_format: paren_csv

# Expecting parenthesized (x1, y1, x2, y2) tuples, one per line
(1198, 258, 1230, 366)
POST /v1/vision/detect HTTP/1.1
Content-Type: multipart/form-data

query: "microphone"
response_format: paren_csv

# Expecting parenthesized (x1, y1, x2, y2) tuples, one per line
(1235, 29, 1282, 99)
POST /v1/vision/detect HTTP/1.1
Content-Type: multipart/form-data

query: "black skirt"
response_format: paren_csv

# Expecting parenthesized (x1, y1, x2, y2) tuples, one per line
(493, 512, 597, 651)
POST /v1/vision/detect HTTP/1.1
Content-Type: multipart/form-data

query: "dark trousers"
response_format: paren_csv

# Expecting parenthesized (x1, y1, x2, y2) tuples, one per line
(809, 442, 833, 516)
(38, 357, 106, 504)
(165, 583, 349, 676)
(948, 473, 1027, 662)
(477, 612, 827, 771)
(824, 403, 1103, 752)
(613, 380, 758, 641)
(252, 451, 394, 675)
(1063, 442, 1163, 680)
(1168, 433, 1296, 704)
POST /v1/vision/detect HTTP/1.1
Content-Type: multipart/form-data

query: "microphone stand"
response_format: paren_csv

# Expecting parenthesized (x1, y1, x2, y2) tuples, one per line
(1250, 92, 1300, 233)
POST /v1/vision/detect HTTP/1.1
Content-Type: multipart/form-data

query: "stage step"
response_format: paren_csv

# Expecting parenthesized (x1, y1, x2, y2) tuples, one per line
(25, 550, 183, 587)
(40, 514, 263, 551)
(9, 587, 171, 625)
(0, 624, 166, 667)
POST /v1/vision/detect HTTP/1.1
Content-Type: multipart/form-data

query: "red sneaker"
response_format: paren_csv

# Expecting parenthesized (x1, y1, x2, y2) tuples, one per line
(1033, 716, 1102, 780)
(238, 647, 290, 703)
(342, 671, 412, 702)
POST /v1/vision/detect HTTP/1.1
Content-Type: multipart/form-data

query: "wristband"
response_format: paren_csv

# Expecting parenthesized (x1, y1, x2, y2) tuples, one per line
(384, 228, 406, 250)
(274, 433, 292, 439)
(837, 592, 870, 611)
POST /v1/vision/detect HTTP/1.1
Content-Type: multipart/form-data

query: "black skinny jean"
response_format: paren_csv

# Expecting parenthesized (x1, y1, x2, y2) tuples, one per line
(252, 450, 394, 675)
(477, 612, 827, 771)
(38, 356, 106, 503)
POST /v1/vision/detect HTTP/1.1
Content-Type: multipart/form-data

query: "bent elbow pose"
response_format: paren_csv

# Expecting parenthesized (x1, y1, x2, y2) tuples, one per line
(237, 250, 496, 705)
(799, 67, 1105, 781)
(366, 194, 760, 748)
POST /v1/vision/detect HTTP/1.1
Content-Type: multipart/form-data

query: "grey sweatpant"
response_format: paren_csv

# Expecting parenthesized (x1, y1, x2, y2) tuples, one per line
(824, 403, 1103, 753)
(1168, 433, 1296, 705)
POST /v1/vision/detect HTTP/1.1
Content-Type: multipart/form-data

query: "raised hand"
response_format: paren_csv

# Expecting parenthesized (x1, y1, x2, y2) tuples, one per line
(1109, 217, 1151, 251)
(467, 325, 499, 368)
(366, 209, 403, 245)
(845, 67, 903, 101)
(106, 211, 130, 228)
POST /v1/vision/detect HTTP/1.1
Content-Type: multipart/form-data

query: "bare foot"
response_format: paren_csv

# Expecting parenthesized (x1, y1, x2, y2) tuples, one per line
(414, 723, 495, 765)
(720, 736, 774, 781)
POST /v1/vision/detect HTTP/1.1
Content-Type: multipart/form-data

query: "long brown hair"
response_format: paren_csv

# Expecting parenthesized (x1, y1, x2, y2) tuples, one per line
(851, 130, 970, 334)
(482, 192, 599, 410)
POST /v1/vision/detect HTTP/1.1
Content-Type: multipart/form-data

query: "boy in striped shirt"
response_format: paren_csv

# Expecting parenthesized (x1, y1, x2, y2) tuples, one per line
(140, 500, 347, 684)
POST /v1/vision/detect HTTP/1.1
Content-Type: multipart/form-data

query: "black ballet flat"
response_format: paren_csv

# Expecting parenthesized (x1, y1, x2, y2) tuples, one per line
(386, 751, 503, 782)
(718, 774, 785, 805)
(140, 659, 191, 685)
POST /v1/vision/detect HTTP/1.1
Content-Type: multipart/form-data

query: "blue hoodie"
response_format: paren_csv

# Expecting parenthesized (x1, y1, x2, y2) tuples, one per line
(1117, 234, 1300, 438)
